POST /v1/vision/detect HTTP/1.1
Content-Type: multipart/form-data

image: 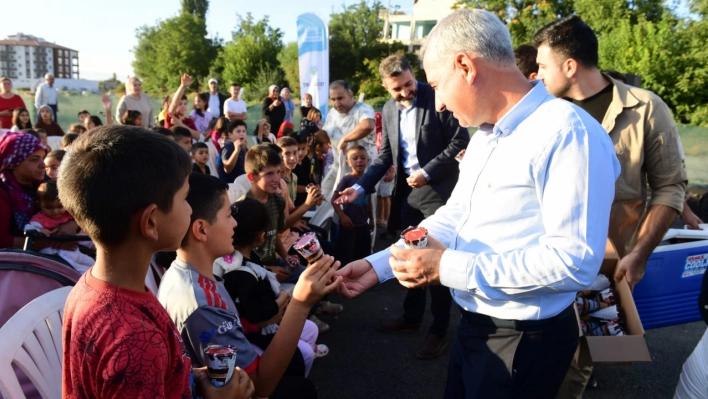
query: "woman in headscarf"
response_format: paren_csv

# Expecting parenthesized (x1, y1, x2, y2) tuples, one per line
(0, 132, 47, 248)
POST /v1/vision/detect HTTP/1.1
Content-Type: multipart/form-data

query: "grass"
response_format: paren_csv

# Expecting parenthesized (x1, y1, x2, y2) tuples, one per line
(46, 93, 708, 185)
(48, 92, 303, 136)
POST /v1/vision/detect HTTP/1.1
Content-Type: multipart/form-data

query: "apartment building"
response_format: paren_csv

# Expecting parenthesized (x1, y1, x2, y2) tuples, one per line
(0, 33, 79, 85)
(380, 0, 458, 53)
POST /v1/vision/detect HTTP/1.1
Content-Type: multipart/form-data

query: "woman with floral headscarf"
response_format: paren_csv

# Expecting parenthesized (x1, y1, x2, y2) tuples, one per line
(0, 132, 48, 248)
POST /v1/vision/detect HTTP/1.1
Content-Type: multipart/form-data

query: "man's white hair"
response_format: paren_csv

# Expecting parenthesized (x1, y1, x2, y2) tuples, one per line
(44, 73, 54, 79)
(421, 9, 515, 67)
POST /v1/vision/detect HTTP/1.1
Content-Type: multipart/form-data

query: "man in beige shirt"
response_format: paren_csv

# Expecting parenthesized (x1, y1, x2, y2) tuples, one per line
(534, 15, 688, 397)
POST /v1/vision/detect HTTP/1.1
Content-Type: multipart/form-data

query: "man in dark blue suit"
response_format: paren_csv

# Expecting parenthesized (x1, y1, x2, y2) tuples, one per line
(337, 54, 470, 358)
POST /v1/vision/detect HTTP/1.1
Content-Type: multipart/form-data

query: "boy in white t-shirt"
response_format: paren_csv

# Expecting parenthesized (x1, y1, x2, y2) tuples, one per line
(225, 83, 247, 121)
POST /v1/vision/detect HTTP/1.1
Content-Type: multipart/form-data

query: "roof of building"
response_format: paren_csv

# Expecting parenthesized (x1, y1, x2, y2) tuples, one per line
(0, 38, 77, 52)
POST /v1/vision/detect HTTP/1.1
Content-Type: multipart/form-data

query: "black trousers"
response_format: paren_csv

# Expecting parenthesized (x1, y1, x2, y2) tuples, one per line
(334, 224, 371, 266)
(396, 178, 453, 337)
(444, 306, 579, 398)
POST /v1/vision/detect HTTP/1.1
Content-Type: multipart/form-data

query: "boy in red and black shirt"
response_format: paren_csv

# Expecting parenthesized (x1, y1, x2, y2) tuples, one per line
(59, 126, 253, 399)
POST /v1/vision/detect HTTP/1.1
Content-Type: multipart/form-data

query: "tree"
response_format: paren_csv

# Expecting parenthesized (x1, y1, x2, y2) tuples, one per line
(278, 42, 300, 95)
(455, 0, 568, 46)
(181, 0, 209, 19)
(329, 0, 408, 93)
(133, 12, 220, 94)
(219, 13, 284, 90)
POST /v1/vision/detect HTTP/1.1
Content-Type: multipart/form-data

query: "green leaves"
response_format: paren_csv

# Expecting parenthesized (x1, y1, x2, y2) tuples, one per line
(132, 12, 219, 94)
(218, 13, 285, 92)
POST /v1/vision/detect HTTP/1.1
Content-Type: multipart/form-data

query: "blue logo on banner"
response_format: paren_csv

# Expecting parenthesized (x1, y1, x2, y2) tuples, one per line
(297, 13, 328, 56)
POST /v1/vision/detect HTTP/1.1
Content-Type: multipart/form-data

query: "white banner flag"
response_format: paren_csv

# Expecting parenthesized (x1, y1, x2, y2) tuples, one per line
(297, 13, 329, 122)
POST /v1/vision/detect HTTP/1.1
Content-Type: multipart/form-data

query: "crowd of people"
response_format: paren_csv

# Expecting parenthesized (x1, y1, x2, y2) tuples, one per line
(0, 7, 707, 399)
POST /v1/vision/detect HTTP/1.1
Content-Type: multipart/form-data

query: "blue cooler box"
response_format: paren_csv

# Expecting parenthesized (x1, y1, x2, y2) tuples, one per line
(633, 229, 708, 329)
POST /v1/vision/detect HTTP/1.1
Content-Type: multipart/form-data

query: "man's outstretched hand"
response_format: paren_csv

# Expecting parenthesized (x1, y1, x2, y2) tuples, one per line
(334, 187, 359, 205)
(334, 259, 378, 298)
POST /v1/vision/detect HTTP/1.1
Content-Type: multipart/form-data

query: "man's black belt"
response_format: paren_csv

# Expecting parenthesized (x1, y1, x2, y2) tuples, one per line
(459, 304, 576, 331)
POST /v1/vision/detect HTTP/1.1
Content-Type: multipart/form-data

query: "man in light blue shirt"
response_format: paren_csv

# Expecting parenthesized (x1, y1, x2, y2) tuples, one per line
(336, 54, 469, 360)
(335, 8, 620, 398)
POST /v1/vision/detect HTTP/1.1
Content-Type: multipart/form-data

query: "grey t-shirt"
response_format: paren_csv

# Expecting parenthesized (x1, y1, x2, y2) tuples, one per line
(158, 258, 260, 373)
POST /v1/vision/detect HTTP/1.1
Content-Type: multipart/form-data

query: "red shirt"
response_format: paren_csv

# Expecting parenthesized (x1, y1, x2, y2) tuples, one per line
(62, 269, 192, 399)
(164, 111, 197, 131)
(0, 94, 26, 129)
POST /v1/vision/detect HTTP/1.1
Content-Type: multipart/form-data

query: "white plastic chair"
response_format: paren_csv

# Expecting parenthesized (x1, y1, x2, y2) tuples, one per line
(0, 286, 72, 399)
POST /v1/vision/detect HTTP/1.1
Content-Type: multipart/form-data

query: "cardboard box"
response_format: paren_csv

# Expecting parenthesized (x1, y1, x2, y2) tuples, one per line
(576, 240, 652, 366)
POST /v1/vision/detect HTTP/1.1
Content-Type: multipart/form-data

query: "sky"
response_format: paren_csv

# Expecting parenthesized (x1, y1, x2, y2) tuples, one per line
(3, 0, 691, 82)
(2, 0, 410, 81)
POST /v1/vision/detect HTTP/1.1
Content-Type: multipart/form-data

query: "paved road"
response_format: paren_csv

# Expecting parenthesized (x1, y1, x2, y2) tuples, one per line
(309, 235, 706, 398)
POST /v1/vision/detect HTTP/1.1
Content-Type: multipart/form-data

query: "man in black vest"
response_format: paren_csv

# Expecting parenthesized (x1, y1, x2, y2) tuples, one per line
(337, 54, 469, 358)
(202, 78, 229, 119)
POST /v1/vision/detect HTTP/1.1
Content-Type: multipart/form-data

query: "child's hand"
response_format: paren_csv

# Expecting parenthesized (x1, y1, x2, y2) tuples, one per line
(266, 266, 292, 282)
(292, 255, 341, 307)
(292, 220, 308, 232)
(195, 366, 255, 399)
(36, 228, 54, 236)
(180, 73, 192, 87)
(340, 214, 355, 230)
(275, 289, 289, 307)
(101, 93, 112, 110)
(305, 187, 323, 207)
(369, 218, 375, 232)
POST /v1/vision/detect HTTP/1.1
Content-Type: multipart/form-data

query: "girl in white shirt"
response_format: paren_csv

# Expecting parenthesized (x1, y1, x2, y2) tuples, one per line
(10, 108, 32, 132)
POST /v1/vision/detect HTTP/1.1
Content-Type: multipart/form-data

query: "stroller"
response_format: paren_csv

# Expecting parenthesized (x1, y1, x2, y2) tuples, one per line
(0, 232, 87, 399)
(0, 231, 88, 328)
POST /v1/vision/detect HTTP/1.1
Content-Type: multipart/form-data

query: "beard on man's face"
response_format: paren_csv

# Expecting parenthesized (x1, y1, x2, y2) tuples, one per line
(395, 87, 418, 107)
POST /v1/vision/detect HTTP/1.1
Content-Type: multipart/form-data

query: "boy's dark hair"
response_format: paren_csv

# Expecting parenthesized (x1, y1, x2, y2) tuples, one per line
(245, 145, 282, 174)
(68, 123, 87, 134)
(122, 110, 142, 126)
(230, 82, 241, 88)
(346, 144, 367, 156)
(88, 115, 103, 127)
(61, 133, 79, 148)
(78, 109, 90, 117)
(277, 136, 297, 149)
(292, 130, 309, 144)
(46, 149, 66, 162)
(171, 126, 192, 141)
(151, 126, 174, 137)
(514, 44, 538, 79)
(532, 15, 599, 69)
(37, 180, 59, 204)
(227, 119, 247, 133)
(20, 129, 40, 139)
(182, 173, 228, 246)
(231, 198, 268, 248)
(191, 142, 209, 155)
(266, 143, 283, 156)
(58, 125, 191, 246)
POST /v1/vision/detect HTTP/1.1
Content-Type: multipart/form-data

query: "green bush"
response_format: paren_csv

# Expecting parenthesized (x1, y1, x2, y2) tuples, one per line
(365, 96, 388, 109)
(243, 65, 285, 103)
